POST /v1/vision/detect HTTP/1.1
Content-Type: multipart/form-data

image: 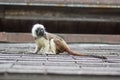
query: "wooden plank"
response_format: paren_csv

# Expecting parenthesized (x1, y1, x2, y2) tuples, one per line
(0, 32, 120, 43)
(0, 32, 34, 42)
(0, 5, 119, 22)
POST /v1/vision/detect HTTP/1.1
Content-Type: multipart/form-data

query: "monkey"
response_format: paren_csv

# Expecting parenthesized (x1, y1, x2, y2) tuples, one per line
(32, 23, 107, 59)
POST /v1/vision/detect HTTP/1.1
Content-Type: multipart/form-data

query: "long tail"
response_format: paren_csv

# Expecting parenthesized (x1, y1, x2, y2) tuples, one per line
(66, 49, 107, 59)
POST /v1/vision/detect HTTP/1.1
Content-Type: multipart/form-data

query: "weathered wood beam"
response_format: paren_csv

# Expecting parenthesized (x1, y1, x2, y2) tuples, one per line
(0, 32, 120, 43)
(0, 0, 120, 8)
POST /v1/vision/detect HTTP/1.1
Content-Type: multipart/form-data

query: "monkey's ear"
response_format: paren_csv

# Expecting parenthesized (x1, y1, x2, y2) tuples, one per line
(43, 34, 48, 40)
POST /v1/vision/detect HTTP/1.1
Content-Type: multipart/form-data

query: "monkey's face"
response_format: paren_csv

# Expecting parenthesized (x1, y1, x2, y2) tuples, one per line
(36, 27, 45, 37)
(32, 24, 46, 38)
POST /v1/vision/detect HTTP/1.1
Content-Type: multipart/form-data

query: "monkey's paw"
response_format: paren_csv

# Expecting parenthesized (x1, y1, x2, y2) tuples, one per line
(45, 52, 56, 54)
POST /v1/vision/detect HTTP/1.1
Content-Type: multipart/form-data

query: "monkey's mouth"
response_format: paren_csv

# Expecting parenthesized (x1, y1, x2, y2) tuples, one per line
(36, 28, 45, 36)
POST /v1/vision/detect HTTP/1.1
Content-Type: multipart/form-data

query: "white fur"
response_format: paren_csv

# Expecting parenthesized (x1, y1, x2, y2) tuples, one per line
(32, 24, 45, 37)
(35, 37, 49, 54)
(49, 39, 56, 54)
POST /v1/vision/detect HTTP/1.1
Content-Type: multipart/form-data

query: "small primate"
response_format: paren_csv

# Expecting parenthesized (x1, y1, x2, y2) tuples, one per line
(32, 24, 107, 59)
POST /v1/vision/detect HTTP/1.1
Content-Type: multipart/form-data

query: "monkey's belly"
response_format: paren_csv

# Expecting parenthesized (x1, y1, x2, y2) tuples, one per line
(35, 37, 49, 52)
(35, 38, 57, 54)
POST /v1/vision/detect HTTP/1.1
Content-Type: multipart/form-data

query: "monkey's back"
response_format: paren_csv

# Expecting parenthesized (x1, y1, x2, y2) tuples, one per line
(46, 32, 70, 53)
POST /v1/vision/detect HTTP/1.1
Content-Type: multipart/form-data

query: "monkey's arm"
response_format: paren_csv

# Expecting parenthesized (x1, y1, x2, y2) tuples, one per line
(34, 45, 40, 53)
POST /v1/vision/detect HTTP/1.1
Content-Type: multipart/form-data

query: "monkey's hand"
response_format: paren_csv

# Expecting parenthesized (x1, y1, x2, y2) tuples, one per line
(45, 52, 56, 54)
(28, 51, 36, 54)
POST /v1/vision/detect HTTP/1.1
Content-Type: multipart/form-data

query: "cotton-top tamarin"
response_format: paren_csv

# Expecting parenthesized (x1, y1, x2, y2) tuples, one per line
(32, 24, 107, 59)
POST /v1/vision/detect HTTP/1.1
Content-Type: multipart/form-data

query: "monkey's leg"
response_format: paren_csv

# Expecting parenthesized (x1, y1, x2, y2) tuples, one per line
(48, 39, 56, 54)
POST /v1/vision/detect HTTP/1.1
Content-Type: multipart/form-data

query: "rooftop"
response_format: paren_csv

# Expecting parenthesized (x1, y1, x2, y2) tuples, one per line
(0, 43, 120, 80)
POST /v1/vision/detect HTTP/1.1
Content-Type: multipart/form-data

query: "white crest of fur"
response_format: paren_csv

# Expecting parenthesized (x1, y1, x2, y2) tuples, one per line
(32, 24, 45, 37)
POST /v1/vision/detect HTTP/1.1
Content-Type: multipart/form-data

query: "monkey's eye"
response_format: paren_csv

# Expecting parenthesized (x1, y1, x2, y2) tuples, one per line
(36, 28, 40, 33)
